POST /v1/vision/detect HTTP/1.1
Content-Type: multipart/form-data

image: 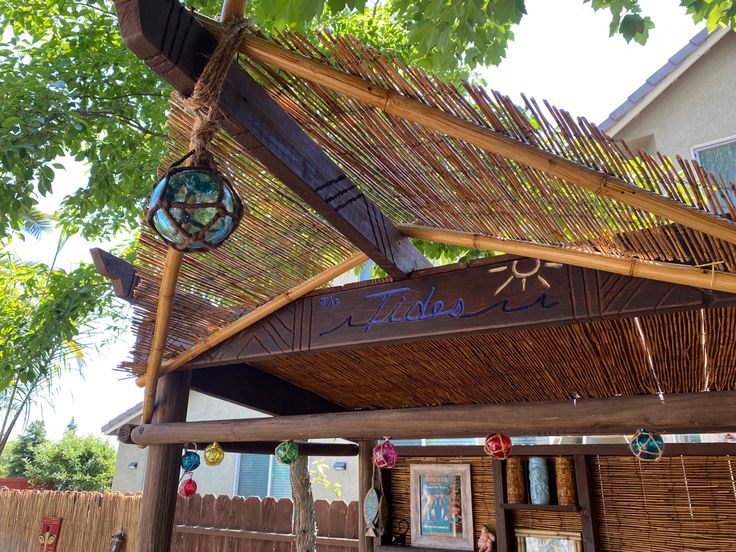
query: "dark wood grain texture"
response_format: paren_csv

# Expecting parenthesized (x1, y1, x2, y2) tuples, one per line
(493, 460, 514, 552)
(190, 363, 344, 415)
(129, 391, 736, 445)
(137, 370, 191, 552)
(113, 0, 430, 279)
(90, 248, 139, 300)
(574, 455, 599, 552)
(189, 255, 734, 367)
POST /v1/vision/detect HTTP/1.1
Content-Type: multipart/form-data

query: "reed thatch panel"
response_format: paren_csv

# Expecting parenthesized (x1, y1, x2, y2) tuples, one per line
(251, 308, 736, 409)
(512, 509, 582, 535)
(0, 490, 142, 551)
(592, 455, 736, 551)
(241, 31, 736, 271)
(390, 456, 495, 546)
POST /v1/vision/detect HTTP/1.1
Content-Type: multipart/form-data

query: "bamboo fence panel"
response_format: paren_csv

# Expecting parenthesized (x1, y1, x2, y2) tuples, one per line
(390, 455, 496, 546)
(592, 455, 736, 551)
(0, 490, 142, 551)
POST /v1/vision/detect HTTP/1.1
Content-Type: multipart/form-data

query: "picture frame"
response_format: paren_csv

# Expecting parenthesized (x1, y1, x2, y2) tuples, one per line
(515, 529, 582, 552)
(410, 464, 474, 550)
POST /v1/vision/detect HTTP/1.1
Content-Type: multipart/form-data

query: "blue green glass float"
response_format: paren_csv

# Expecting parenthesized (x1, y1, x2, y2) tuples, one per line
(629, 428, 665, 461)
(146, 151, 243, 252)
(181, 446, 201, 471)
(275, 440, 299, 464)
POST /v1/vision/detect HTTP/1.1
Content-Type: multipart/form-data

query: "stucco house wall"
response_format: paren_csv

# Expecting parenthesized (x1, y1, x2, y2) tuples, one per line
(606, 30, 736, 160)
(107, 391, 358, 501)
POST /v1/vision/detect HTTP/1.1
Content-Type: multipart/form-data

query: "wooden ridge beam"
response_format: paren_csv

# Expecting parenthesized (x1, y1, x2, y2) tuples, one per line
(114, 0, 430, 280)
(196, 15, 736, 247)
(188, 254, 736, 368)
(90, 248, 139, 301)
(190, 363, 345, 416)
(130, 391, 736, 446)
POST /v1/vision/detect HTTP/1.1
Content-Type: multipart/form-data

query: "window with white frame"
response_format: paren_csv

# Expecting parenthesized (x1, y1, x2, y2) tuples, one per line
(236, 454, 292, 498)
(693, 136, 736, 213)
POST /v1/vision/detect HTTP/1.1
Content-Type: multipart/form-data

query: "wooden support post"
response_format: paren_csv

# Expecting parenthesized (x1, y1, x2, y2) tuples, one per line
(574, 455, 599, 552)
(137, 370, 192, 552)
(358, 440, 374, 552)
(493, 460, 513, 552)
(141, 247, 183, 425)
(291, 454, 316, 552)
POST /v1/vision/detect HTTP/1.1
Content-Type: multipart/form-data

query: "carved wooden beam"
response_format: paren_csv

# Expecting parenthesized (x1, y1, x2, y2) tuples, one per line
(113, 0, 431, 279)
(189, 255, 736, 367)
(130, 391, 736, 445)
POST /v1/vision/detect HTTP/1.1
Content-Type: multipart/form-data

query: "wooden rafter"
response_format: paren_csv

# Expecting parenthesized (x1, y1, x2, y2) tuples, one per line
(128, 391, 736, 446)
(114, 0, 430, 280)
(399, 224, 736, 294)
(195, 15, 736, 247)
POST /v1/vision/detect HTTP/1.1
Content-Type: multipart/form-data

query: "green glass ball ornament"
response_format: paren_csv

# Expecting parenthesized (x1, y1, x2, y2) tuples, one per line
(146, 151, 243, 252)
(629, 428, 665, 461)
(275, 440, 299, 464)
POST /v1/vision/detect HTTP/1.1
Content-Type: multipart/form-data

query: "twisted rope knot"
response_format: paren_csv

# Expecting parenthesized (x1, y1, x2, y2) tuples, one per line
(184, 16, 251, 166)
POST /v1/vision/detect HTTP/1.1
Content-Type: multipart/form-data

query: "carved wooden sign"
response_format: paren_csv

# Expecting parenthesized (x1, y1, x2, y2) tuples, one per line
(39, 517, 62, 552)
(192, 256, 734, 367)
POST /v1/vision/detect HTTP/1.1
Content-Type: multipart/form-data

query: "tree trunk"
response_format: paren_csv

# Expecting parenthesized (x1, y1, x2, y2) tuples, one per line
(290, 454, 316, 552)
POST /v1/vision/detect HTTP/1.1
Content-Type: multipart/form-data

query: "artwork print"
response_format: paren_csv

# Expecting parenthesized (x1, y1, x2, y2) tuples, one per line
(419, 473, 463, 536)
(516, 530, 582, 552)
(410, 464, 474, 550)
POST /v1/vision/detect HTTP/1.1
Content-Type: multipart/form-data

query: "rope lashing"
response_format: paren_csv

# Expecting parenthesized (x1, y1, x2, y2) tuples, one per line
(184, 16, 251, 166)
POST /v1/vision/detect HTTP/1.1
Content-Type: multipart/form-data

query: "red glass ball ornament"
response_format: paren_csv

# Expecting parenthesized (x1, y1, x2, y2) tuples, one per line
(373, 437, 397, 469)
(179, 476, 198, 498)
(484, 433, 512, 460)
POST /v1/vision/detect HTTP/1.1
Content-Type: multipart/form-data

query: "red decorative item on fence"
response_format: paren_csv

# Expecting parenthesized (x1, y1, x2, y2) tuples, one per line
(484, 433, 512, 460)
(373, 437, 397, 469)
(179, 475, 198, 497)
(39, 517, 62, 552)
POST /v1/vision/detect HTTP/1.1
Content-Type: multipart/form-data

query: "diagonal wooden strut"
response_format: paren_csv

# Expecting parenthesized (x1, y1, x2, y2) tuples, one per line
(114, 0, 430, 280)
(399, 224, 736, 294)
(134, 252, 368, 387)
(194, 15, 736, 248)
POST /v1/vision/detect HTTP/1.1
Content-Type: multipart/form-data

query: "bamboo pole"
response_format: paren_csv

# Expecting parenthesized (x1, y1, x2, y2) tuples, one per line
(195, 14, 736, 247)
(134, 252, 368, 387)
(140, 248, 184, 425)
(220, 0, 247, 21)
(129, 391, 736, 446)
(398, 224, 736, 294)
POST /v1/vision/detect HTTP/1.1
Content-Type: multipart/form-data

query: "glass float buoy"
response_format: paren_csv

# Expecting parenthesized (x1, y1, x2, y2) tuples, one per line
(146, 151, 243, 252)
(629, 428, 665, 461)
(275, 440, 299, 464)
(204, 442, 225, 466)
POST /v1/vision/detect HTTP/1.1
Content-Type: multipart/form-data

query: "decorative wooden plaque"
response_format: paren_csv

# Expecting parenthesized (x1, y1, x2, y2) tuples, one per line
(39, 517, 62, 552)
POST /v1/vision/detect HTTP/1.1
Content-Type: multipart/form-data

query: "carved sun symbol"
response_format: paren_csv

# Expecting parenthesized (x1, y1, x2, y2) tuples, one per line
(488, 260, 563, 295)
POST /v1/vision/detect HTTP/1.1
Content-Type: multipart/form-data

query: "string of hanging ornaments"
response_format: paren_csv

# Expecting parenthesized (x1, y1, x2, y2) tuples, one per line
(145, 16, 250, 252)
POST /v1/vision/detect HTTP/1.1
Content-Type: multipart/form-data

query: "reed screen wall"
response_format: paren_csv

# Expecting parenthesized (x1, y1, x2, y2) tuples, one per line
(390, 455, 736, 551)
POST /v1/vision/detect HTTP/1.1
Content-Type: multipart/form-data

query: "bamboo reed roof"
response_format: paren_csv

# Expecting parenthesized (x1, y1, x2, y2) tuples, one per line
(124, 29, 736, 408)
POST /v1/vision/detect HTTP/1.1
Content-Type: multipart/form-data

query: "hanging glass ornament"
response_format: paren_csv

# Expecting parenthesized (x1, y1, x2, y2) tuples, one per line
(275, 440, 299, 464)
(178, 473, 198, 497)
(372, 437, 397, 469)
(484, 433, 512, 460)
(204, 442, 225, 466)
(181, 444, 201, 471)
(629, 428, 665, 461)
(146, 151, 243, 252)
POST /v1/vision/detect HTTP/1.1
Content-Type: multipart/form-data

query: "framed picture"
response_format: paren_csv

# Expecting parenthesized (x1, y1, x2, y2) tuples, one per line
(516, 529, 582, 552)
(410, 464, 474, 550)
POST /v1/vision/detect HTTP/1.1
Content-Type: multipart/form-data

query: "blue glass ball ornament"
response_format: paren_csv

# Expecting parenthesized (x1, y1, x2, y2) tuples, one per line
(629, 428, 665, 461)
(181, 448, 201, 471)
(146, 151, 243, 252)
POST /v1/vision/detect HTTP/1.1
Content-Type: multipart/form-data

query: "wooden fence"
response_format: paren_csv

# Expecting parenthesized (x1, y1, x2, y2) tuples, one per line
(0, 489, 358, 552)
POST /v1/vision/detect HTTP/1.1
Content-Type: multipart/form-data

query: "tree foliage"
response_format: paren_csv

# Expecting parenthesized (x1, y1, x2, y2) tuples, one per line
(0, 420, 47, 478)
(24, 425, 116, 492)
(1, 0, 735, 244)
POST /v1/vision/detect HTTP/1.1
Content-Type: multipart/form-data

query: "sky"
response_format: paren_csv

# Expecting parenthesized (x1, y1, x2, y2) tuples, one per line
(13, 0, 701, 441)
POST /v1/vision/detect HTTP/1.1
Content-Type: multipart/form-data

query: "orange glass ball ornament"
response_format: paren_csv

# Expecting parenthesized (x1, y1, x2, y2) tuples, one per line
(484, 433, 512, 460)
